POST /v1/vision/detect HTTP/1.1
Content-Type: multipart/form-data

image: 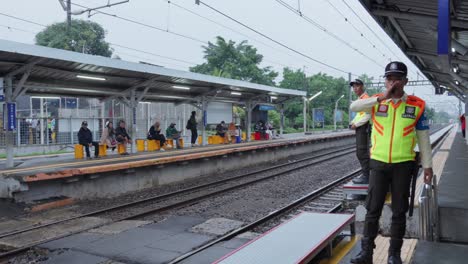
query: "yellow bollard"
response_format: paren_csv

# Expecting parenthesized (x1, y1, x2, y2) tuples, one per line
(147, 140, 160, 151)
(178, 138, 184, 149)
(98, 144, 107, 157)
(136, 139, 145, 152)
(74, 144, 84, 159)
(117, 144, 126, 154)
(198, 136, 202, 145)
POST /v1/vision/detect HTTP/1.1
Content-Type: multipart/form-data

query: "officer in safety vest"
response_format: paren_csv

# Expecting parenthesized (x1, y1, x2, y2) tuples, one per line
(350, 61, 433, 264)
(350, 79, 371, 184)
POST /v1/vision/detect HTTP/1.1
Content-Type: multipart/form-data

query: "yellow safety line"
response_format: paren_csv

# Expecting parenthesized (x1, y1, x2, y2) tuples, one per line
(319, 235, 358, 264)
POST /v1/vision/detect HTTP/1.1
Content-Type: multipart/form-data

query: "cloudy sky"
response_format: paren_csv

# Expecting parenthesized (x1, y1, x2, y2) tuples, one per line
(0, 0, 462, 115)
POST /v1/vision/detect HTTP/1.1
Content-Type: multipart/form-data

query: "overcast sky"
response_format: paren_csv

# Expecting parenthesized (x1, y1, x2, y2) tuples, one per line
(0, 0, 463, 115)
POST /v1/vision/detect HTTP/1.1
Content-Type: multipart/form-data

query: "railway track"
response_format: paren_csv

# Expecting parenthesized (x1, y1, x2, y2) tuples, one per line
(0, 145, 356, 260)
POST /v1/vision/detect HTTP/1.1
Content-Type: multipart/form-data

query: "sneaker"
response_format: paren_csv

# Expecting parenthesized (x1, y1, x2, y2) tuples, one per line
(86, 156, 93, 160)
(94, 156, 100, 159)
(121, 152, 130, 155)
(160, 148, 165, 152)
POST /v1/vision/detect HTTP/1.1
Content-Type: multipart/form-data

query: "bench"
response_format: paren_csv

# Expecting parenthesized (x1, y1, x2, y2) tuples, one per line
(167, 137, 184, 149)
(214, 212, 355, 264)
(74, 144, 107, 159)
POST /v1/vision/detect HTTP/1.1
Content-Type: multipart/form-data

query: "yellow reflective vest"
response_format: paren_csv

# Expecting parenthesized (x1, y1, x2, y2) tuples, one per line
(370, 94, 425, 164)
(351, 93, 370, 125)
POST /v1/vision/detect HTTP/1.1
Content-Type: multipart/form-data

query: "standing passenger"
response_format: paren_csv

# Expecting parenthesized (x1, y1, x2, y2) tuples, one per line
(460, 114, 466, 138)
(350, 61, 433, 264)
(350, 79, 371, 184)
(187, 111, 198, 147)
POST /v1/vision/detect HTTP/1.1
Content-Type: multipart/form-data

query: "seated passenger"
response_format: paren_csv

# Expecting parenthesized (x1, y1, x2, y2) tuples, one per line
(115, 120, 131, 155)
(216, 121, 230, 143)
(228, 122, 236, 138)
(78, 121, 100, 159)
(100, 121, 117, 152)
(255, 120, 267, 140)
(166, 122, 182, 149)
(265, 121, 274, 140)
(148, 121, 166, 151)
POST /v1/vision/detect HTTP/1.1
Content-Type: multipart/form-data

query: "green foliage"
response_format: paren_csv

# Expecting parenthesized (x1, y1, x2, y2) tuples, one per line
(35, 19, 112, 57)
(268, 110, 280, 128)
(190, 36, 278, 85)
(280, 68, 350, 127)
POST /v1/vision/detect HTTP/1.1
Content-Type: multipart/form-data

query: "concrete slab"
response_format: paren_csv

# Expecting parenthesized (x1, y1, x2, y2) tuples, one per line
(413, 241, 468, 264)
(0, 217, 109, 248)
(89, 220, 152, 235)
(235, 232, 259, 240)
(191, 218, 244, 236)
(40, 232, 107, 250)
(144, 215, 206, 233)
(115, 246, 180, 264)
(76, 228, 174, 257)
(41, 249, 109, 264)
(179, 245, 234, 264)
(147, 231, 214, 253)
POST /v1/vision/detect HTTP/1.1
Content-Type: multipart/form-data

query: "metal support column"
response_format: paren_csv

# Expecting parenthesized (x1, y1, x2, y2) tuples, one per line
(246, 100, 253, 142)
(201, 98, 208, 146)
(303, 97, 307, 133)
(4, 77, 14, 168)
(279, 103, 284, 136)
(130, 90, 137, 153)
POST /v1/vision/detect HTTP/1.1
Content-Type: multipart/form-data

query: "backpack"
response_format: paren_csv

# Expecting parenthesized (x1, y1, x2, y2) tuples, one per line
(186, 120, 191, 130)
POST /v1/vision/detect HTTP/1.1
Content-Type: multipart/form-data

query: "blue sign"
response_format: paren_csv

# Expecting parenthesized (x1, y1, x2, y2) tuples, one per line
(3, 103, 16, 131)
(438, 0, 450, 55)
(258, 105, 275, 111)
(313, 108, 325, 122)
(65, 98, 77, 108)
(203, 110, 207, 126)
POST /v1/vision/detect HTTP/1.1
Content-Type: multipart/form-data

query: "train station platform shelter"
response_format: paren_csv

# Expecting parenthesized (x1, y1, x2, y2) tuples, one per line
(0, 39, 306, 168)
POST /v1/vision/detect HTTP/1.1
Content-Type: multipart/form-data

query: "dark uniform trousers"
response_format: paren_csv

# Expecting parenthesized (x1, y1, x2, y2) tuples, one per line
(355, 123, 370, 177)
(363, 159, 414, 239)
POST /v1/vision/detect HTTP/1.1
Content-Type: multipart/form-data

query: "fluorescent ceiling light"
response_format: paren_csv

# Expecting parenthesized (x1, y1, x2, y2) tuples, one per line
(455, 80, 460, 85)
(30, 96, 61, 99)
(231, 92, 242, 95)
(139, 101, 151, 104)
(271, 96, 278, 100)
(452, 47, 456, 53)
(173, 85, 190, 90)
(76, 75, 106, 81)
(453, 67, 458, 73)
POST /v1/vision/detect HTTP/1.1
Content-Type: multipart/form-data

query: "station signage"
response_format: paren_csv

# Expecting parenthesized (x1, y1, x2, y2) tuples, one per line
(3, 102, 16, 131)
(258, 104, 275, 111)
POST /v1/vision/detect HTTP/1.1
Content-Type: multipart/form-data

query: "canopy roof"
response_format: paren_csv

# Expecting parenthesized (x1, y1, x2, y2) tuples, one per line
(0, 39, 305, 104)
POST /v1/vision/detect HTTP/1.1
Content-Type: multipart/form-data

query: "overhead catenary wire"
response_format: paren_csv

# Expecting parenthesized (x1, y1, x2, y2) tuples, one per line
(324, 0, 388, 60)
(196, 0, 351, 75)
(167, 1, 321, 75)
(274, 0, 385, 69)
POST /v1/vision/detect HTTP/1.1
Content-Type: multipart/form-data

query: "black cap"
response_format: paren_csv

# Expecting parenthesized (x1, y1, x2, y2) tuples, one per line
(384, 61, 407, 77)
(82, 121, 88, 126)
(349, 79, 364, 86)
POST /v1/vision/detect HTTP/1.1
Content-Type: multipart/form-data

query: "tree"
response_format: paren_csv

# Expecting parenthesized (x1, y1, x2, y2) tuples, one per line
(35, 20, 112, 57)
(190, 36, 278, 85)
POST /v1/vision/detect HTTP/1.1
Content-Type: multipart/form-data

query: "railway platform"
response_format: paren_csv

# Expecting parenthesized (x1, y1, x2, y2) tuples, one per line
(0, 130, 354, 207)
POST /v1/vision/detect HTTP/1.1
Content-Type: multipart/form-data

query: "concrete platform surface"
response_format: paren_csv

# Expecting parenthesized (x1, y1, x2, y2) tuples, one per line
(437, 131, 468, 242)
(412, 241, 468, 264)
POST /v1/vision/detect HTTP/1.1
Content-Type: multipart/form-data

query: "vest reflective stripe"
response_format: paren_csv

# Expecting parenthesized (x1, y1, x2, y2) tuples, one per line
(370, 94, 425, 163)
(351, 93, 370, 125)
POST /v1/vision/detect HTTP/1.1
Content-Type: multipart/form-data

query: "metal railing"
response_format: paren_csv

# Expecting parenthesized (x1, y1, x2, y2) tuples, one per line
(418, 174, 439, 241)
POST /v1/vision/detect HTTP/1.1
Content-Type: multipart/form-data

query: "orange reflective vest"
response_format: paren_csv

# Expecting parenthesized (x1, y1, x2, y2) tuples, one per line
(370, 94, 425, 163)
(351, 93, 370, 125)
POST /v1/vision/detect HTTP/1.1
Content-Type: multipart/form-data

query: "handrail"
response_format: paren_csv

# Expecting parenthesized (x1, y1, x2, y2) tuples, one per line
(418, 174, 439, 241)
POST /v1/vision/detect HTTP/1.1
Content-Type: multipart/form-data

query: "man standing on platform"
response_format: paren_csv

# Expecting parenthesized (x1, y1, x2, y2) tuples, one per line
(350, 79, 371, 184)
(350, 61, 433, 264)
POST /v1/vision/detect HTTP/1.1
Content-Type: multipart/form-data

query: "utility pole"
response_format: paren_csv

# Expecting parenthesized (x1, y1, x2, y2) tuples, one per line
(67, 0, 72, 29)
(348, 72, 352, 125)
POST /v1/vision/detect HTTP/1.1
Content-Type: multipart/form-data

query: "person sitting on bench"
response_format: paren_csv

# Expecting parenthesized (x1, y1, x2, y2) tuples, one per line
(78, 121, 99, 159)
(166, 122, 182, 149)
(115, 120, 131, 155)
(216, 121, 230, 143)
(148, 121, 166, 151)
(100, 121, 117, 152)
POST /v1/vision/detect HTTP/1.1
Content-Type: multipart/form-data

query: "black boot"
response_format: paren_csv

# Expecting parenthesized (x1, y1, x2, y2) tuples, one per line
(352, 174, 369, 184)
(351, 237, 374, 264)
(387, 239, 403, 264)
